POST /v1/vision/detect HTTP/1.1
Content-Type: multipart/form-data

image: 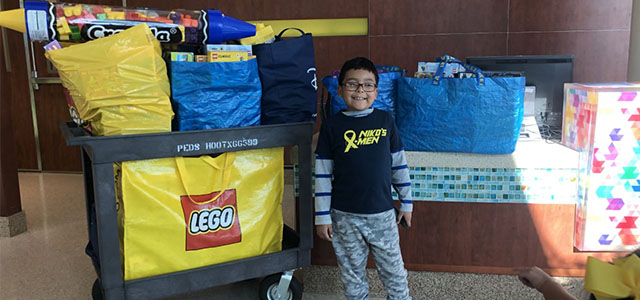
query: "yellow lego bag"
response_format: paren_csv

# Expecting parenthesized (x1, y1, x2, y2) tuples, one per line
(115, 148, 284, 280)
(45, 23, 174, 136)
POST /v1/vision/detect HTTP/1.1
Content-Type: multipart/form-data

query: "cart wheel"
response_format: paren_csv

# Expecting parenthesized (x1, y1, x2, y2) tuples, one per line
(258, 273, 303, 300)
(91, 279, 103, 300)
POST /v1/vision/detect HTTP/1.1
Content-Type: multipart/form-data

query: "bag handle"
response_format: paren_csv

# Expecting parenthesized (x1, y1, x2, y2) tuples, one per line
(432, 54, 485, 86)
(175, 152, 236, 205)
(276, 28, 306, 41)
(321, 86, 333, 121)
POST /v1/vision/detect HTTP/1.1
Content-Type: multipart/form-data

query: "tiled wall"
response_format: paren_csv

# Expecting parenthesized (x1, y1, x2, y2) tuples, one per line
(399, 166, 577, 204)
(296, 165, 578, 205)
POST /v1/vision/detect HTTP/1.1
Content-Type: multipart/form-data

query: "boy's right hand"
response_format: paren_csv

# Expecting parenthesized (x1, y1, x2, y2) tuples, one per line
(316, 224, 333, 241)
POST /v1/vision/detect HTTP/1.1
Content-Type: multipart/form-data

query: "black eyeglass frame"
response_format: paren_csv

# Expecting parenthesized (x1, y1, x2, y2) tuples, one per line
(340, 82, 378, 92)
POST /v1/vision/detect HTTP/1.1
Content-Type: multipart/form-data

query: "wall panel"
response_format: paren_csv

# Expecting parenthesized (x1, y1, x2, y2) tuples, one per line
(509, 0, 632, 32)
(129, 0, 368, 20)
(370, 34, 507, 74)
(33, 83, 82, 172)
(370, 0, 508, 35)
(3, 1, 38, 170)
(314, 36, 369, 80)
(312, 202, 619, 276)
(508, 31, 630, 82)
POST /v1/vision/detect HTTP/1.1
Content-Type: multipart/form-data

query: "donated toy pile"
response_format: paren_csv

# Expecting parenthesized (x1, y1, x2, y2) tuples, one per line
(0, 1, 318, 136)
(0, 1, 324, 281)
(1, 1, 526, 153)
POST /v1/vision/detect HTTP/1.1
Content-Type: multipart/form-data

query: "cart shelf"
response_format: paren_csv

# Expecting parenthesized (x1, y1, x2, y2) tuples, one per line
(61, 121, 314, 300)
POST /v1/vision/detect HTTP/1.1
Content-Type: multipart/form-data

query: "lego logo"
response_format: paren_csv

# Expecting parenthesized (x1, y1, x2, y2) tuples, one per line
(181, 189, 241, 250)
(188, 206, 235, 234)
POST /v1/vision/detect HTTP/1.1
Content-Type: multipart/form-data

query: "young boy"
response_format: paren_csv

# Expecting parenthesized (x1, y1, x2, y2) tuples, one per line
(315, 57, 413, 300)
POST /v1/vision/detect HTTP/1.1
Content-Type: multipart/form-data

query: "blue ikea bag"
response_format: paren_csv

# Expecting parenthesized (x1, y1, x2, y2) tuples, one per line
(321, 66, 404, 119)
(397, 55, 525, 154)
(170, 59, 261, 131)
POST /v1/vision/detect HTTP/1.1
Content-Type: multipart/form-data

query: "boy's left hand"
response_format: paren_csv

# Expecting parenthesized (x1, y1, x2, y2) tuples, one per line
(397, 211, 412, 228)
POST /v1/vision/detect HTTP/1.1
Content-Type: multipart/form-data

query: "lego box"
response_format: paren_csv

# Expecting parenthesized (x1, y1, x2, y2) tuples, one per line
(563, 83, 640, 251)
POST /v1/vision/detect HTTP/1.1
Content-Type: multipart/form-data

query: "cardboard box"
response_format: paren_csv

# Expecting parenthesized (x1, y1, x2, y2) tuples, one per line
(207, 50, 249, 62)
(170, 52, 193, 62)
(206, 44, 252, 56)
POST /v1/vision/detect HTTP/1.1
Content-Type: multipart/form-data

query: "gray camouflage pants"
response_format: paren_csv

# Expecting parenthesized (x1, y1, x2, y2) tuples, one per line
(331, 209, 411, 300)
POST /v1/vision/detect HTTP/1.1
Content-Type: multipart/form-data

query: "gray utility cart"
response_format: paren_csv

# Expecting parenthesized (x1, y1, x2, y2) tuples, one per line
(61, 121, 314, 300)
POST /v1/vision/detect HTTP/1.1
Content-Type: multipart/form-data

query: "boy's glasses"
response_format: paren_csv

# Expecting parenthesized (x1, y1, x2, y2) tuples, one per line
(342, 82, 377, 92)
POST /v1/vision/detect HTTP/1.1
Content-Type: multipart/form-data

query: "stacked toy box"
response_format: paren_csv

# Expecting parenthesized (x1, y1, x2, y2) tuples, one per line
(562, 83, 640, 251)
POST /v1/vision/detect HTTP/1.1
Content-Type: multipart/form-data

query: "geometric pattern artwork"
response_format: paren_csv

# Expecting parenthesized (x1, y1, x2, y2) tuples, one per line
(563, 83, 640, 251)
(294, 166, 578, 205)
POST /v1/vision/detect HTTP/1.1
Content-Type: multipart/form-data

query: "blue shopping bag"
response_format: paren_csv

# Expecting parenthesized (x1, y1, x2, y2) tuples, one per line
(397, 55, 525, 154)
(321, 66, 405, 119)
(170, 59, 261, 131)
(253, 28, 317, 125)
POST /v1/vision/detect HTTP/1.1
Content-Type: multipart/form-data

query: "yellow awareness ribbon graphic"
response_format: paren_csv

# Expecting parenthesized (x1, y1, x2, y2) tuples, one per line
(344, 130, 358, 153)
(584, 254, 640, 300)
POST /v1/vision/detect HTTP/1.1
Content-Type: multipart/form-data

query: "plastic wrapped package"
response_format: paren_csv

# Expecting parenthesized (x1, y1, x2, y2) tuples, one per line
(45, 23, 174, 135)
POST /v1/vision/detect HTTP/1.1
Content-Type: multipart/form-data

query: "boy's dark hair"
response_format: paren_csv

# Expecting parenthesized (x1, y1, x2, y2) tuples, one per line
(338, 57, 379, 85)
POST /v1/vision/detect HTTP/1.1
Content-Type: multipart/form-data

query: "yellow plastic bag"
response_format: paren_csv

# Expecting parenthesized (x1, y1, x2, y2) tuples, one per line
(45, 23, 174, 136)
(115, 148, 284, 280)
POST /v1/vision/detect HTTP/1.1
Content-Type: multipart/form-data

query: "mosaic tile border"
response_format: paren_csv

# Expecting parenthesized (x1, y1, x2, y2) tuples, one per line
(295, 166, 578, 204)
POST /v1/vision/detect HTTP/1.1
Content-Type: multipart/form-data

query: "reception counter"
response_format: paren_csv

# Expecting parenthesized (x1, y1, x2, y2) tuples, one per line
(304, 138, 620, 276)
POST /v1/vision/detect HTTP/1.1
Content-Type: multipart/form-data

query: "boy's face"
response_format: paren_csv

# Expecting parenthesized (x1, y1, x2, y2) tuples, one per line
(338, 69, 378, 111)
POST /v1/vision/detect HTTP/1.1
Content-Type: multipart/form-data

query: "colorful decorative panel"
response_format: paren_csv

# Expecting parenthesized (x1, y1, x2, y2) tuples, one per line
(294, 166, 577, 205)
(564, 83, 640, 251)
